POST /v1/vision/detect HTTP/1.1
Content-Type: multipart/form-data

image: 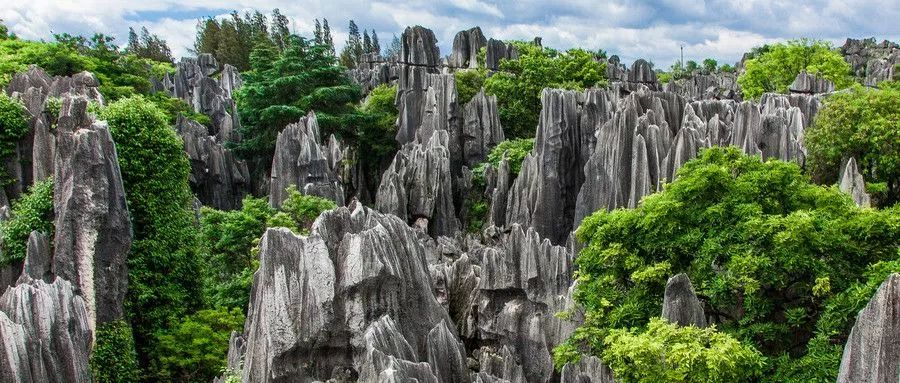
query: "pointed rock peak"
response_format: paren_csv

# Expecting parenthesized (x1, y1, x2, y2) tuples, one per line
(662, 273, 707, 327)
(837, 273, 900, 383)
(839, 157, 871, 208)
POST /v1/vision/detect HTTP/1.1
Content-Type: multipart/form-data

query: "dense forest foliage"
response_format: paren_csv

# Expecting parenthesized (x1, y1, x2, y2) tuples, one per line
(0, 12, 897, 383)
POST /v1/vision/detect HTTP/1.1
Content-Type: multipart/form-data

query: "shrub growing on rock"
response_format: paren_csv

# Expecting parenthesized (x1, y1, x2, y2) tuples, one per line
(0, 93, 30, 183)
(738, 39, 852, 99)
(0, 178, 53, 266)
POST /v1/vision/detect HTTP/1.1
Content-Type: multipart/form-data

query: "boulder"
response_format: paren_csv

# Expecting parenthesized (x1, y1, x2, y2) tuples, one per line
(661, 273, 706, 327)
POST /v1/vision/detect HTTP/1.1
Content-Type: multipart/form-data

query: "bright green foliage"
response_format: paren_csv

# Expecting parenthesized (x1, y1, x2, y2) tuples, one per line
(472, 138, 535, 188)
(145, 92, 212, 127)
(91, 320, 140, 383)
(99, 96, 203, 371)
(200, 196, 273, 310)
(720, 63, 736, 73)
(268, 185, 337, 235)
(152, 307, 244, 383)
(603, 318, 765, 383)
(0, 93, 30, 183)
(455, 68, 487, 104)
(805, 82, 900, 206)
(234, 35, 362, 175)
(484, 42, 607, 138)
(702, 58, 718, 74)
(564, 147, 900, 377)
(200, 188, 335, 312)
(0, 179, 53, 266)
(738, 39, 853, 99)
(466, 199, 488, 233)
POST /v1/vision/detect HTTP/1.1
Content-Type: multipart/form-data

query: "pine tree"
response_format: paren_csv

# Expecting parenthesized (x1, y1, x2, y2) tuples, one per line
(385, 34, 401, 58)
(348, 20, 362, 59)
(314, 19, 323, 45)
(363, 31, 371, 55)
(127, 27, 140, 54)
(371, 30, 380, 55)
(271, 9, 290, 51)
(322, 19, 335, 55)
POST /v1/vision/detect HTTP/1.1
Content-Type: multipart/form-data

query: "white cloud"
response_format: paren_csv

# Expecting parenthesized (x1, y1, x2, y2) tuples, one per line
(2, 0, 897, 67)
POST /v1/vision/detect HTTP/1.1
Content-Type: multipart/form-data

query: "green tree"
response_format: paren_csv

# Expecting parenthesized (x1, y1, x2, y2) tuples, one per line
(471, 138, 535, 187)
(561, 147, 900, 378)
(484, 42, 607, 138)
(0, 93, 30, 183)
(685, 60, 699, 72)
(91, 320, 140, 383)
(738, 39, 853, 99)
(454, 68, 487, 104)
(805, 82, 900, 206)
(0, 179, 53, 266)
(152, 307, 244, 383)
(99, 96, 204, 372)
(234, 34, 362, 178)
(602, 318, 765, 383)
(702, 58, 718, 74)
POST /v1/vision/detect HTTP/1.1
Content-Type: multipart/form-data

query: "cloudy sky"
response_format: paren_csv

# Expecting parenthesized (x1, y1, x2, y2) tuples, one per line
(3, 0, 898, 67)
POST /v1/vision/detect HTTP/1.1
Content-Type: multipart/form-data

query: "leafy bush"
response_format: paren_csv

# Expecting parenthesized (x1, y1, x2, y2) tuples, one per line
(0, 93, 30, 183)
(602, 318, 765, 383)
(562, 147, 900, 378)
(472, 138, 535, 188)
(805, 82, 900, 206)
(152, 307, 244, 383)
(100, 96, 203, 371)
(484, 42, 607, 138)
(455, 68, 487, 104)
(145, 92, 212, 127)
(91, 320, 140, 383)
(268, 185, 337, 235)
(347, 84, 399, 197)
(738, 39, 852, 99)
(0, 179, 54, 266)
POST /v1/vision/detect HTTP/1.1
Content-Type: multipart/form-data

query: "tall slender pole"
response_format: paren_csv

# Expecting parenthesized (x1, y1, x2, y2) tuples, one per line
(680, 45, 684, 69)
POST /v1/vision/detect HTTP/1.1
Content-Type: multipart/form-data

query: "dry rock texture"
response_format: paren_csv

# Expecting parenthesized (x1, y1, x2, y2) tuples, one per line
(239, 203, 461, 382)
(52, 97, 132, 328)
(837, 273, 900, 383)
(0, 276, 92, 383)
(790, 71, 835, 94)
(661, 273, 707, 327)
(485, 39, 519, 71)
(840, 38, 900, 86)
(462, 90, 504, 167)
(450, 27, 487, 69)
(177, 115, 250, 210)
(269, 112, 345, 207)
(3, 66, 102, 202)
(838, 157, 871, 208)
(560, 356, 615, 383)
(167, 54, 242, 142)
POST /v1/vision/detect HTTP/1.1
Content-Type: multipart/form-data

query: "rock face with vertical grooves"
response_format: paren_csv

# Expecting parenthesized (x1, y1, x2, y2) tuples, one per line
(462, 89, 504, 167)
(837, 273, 900, 383)
(560, 356, 615, 383)
(838, 157, 871, 208)
(53, 96, 132, 329)
(662, 273, 706, 327)
(485, 39, 519, 71)
(269, 112, 344, 207)
(168, 54, 241, 142)
(240, 203, 458, 382)
(789, 71, 835, 94)
(840, 38, 900, 86)
(177, 115, 249, 210)
(506, 89, 610, 245)
(0, 276, 92, 382)
(450, 27, 487, 69)
(628, 59, 658, 86)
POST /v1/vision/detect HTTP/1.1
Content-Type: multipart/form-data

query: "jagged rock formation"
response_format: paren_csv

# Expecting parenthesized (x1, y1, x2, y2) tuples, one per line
(560, 356, 615, 383)
(485, 39, 518, 71)
(269, 112, 344, 207)
(605, 56, 627, 82)
(462, 89, 504, 167)
(166, 54, 242, 142)
(506, 89, 614, 245)
(395, 27, 443, 146)
(376, 129, 459, 237)
(841, 38, 899, 86)
(836, 273, 900, 383)
(0, 276, 93, 382)
(838, 157, 871, 208)
(627, 59, 658, 88)
(663, 73, 740, 101)
(53, 96, 132, 329)
(349, 53, 400, 93)
(661, 274, 706, 327)
(3, 66, 102, 202)
(790, 71, 835, 94)
(450, 27, 487, 69)
(239, 203, 460, 382)
(177, 115, 249, 210)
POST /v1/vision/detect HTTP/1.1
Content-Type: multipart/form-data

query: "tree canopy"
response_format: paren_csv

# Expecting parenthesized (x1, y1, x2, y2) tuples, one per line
(559, 147, 900, 381)
(738, 39, 853, 99)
